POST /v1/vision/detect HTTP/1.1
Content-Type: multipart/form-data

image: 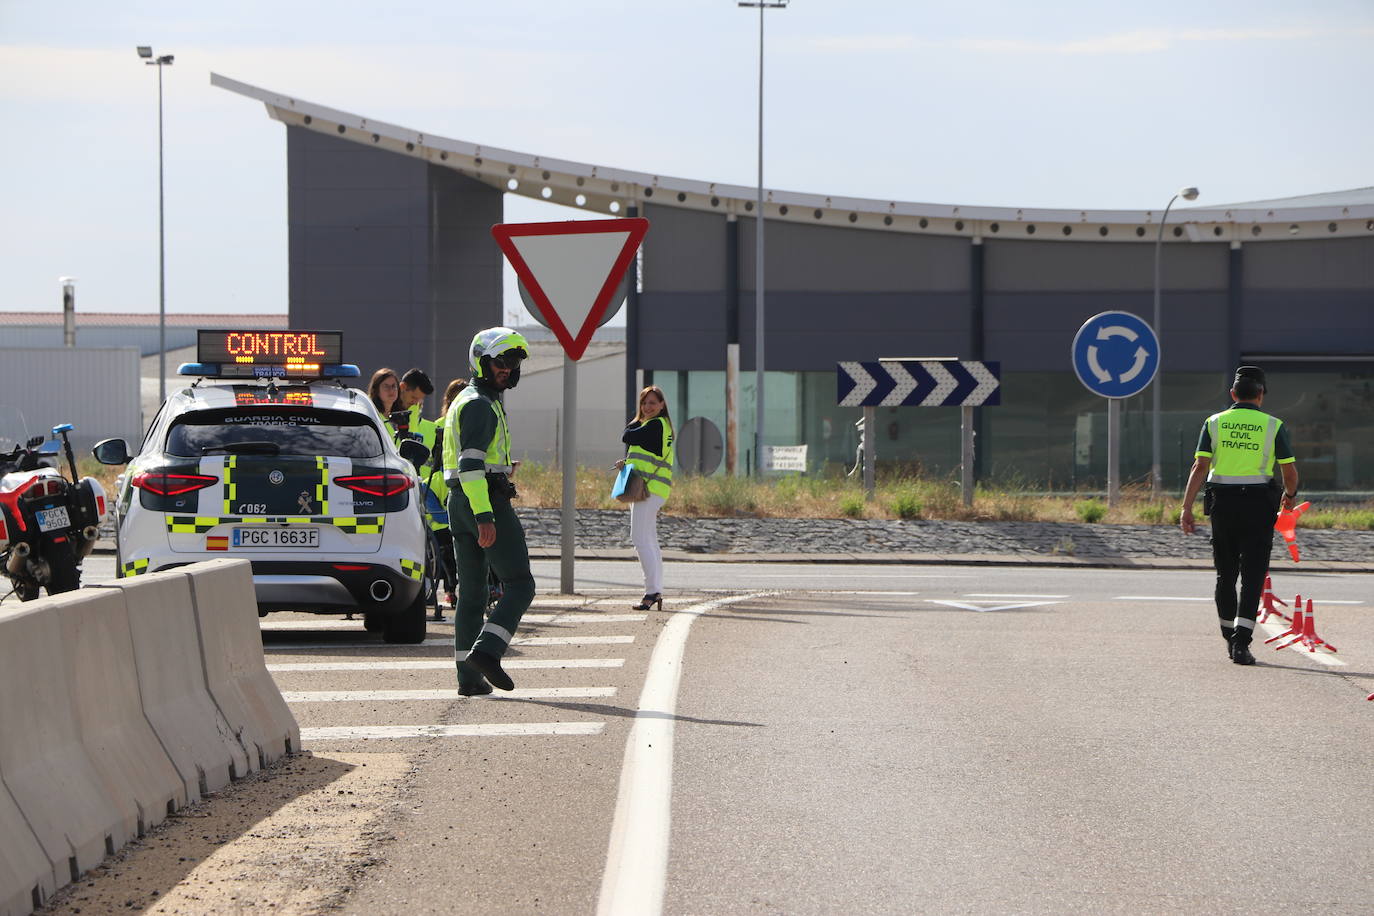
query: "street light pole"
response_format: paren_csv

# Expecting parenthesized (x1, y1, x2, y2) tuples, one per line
(138, 46, 174, 403)
(739, 0, 787, 475)
(1151, 185, 1199, 498)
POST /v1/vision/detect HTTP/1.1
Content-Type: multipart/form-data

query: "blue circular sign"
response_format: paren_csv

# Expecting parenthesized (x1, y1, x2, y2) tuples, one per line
(1071, 310, 1160, 399)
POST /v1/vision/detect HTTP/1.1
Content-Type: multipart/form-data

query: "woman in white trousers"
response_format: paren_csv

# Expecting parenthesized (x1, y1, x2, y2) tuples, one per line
(616, 386, 673, 610)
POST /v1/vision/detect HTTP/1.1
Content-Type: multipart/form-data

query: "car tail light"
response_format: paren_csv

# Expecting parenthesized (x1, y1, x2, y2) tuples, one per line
(333, 474, 413, 498)
(332, 564, 370, 571)
(132, 472, 220, 497)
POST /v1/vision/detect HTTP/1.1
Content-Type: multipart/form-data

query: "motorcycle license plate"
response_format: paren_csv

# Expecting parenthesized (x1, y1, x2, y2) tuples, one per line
(36, 506, 71, 533)
(232, 527, 319, 548)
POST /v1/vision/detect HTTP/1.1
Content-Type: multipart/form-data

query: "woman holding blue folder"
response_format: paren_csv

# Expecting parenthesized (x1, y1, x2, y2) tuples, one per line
(616, 386, 674, 610)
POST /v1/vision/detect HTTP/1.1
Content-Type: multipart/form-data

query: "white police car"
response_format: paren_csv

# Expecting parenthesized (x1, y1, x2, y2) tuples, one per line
(93, 330, 430, 643)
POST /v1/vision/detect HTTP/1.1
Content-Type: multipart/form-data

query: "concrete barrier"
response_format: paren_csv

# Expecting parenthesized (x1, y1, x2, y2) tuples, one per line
(93, 573, 244, 800)
(181, 559, 300, 770)
(0, 786, 52, 916)
(56, 586, 185, 840)
(0, 601, 127, 895)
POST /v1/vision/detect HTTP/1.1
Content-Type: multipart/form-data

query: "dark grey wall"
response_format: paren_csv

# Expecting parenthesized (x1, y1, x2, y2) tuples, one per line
(287, 127, 502, 405)
(635, 207, 1374, 374)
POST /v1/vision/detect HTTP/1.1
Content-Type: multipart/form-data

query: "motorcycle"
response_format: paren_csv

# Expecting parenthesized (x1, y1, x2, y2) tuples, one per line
(0, 423, 108, 601)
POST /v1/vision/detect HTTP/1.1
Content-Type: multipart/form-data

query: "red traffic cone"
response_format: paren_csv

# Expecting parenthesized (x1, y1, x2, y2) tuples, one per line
(1265, 595, 1303, 646)
(1257, 577, 1290, 624)
(1298, 598, 1337, 653)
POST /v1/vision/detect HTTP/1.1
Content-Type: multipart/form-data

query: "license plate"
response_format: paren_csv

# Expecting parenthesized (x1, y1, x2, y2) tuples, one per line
(36, 506, 71, 533)
(232, 526, 319, 548)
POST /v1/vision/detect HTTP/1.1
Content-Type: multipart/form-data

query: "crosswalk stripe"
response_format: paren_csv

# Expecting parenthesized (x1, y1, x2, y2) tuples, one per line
(268, 658, 625, 672)
(261, 613, 647, 631)
(281, 687, 617, 702)
(266, 635, 633, 651)
(301, 723, 604, 740)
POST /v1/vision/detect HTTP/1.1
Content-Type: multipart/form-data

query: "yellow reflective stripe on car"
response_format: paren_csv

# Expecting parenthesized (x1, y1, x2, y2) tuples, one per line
(316, 456, 330, 514)
(165, 515, 385, 533)
(222, 454, 237, 514)
(399, 558, 424, 581)
(121, 558, 150, 577)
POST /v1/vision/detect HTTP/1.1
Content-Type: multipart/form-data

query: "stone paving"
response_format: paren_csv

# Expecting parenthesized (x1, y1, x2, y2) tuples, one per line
(516, 507, 1374, 570)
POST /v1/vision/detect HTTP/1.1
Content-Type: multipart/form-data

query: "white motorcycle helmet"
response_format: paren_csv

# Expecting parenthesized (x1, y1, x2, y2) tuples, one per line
(469, 327, 530, 389)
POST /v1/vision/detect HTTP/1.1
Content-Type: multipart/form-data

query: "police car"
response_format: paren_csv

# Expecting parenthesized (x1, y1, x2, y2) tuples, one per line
(93, 330, 430, 643)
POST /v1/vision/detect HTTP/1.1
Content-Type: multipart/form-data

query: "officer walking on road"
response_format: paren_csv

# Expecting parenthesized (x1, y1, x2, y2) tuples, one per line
(443, 328, 535, 695)
(1180, 366, 1300, 665)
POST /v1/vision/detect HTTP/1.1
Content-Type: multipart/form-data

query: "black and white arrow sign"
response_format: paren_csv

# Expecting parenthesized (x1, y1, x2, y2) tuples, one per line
(837, 360, 1001, 407)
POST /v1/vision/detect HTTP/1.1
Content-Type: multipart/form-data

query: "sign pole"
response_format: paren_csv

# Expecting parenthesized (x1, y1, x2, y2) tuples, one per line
(862, 405, 876, 501)
(1107, 397, 1121, 508)
(961, 405, 975, 507)
(561, 354, 576, 594)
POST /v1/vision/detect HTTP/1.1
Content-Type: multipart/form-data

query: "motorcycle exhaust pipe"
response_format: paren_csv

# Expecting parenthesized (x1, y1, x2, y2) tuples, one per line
(7, 542, 30, 575)
(369, 580, 393, 603)
(77, 525, 99, 560)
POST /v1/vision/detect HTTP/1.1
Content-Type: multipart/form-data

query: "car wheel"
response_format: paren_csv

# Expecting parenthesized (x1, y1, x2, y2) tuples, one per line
(382, 590, 427, 644)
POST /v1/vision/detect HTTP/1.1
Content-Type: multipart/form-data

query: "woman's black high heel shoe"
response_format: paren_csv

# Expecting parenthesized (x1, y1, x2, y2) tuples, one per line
(632, 593, 663, 611)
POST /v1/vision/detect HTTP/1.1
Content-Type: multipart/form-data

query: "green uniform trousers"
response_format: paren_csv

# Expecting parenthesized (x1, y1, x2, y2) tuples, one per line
(446, 486, 535, 689)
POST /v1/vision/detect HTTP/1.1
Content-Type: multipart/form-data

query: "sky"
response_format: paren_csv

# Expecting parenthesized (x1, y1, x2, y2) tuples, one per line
(2, 0, 1372, 326)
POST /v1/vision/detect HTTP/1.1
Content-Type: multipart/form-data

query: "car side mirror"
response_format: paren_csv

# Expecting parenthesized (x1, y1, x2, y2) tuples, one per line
(398, 438, 429, 472)
(92, 438, 131, 466)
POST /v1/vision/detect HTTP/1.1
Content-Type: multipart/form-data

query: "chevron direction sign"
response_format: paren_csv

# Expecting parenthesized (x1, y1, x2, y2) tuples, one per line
(837, 360, 1001, 407)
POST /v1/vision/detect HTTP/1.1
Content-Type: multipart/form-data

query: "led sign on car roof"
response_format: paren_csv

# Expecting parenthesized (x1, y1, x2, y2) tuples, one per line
(182, 330, 357, 379)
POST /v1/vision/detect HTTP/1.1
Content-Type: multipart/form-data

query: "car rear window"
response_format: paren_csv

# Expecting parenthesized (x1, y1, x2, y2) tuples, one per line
(166, 407, 386, 459)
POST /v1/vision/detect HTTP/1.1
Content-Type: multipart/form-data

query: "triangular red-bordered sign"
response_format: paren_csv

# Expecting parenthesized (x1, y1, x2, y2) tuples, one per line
(491, 218, 649, 360)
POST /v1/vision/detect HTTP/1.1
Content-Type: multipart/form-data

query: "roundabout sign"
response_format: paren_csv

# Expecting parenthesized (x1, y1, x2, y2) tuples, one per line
(1071, 310, 1159, 399)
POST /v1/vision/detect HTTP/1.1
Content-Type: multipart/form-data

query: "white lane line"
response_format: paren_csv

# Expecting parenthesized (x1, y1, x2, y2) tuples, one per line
(1255, 621, 1347, 667)
(268, 658, 624, 672)
(597, 591, 772, 916)
(281, 687, 616, 702)
(1114, 596, 1213, 601)
(526, 614, 648, 624)
(827, 590, 924, 596)
(740, 573, 971, 579)
(266, 635, 633, 651)
(965, 593, 1068, 599)
(302, 723, 604, 740)
(927, 599, 1060, 613)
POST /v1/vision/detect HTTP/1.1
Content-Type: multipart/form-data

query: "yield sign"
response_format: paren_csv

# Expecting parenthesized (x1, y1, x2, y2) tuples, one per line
(491, 218, 649, 360)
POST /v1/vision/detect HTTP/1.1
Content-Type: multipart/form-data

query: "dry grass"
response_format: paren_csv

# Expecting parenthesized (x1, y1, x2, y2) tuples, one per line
(89, 456, 1374, 529)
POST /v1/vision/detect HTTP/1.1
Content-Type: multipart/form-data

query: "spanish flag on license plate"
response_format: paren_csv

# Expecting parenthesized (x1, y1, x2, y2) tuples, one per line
(206, 535, 229, 551)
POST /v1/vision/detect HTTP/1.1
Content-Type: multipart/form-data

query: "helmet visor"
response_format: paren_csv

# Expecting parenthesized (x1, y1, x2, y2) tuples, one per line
(490, 350, 526, 371)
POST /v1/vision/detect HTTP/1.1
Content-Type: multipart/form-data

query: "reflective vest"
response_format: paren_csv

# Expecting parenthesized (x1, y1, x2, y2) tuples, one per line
(626, 417, 674, 501)
(1202, 406, 1282, 484)
(389, 404, 448, 530)
(443, 385, 513, 517)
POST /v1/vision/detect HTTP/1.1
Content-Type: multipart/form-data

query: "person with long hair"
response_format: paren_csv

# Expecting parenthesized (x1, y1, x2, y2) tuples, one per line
(367, 367, 401, 418)
(616, 385, 674, 610)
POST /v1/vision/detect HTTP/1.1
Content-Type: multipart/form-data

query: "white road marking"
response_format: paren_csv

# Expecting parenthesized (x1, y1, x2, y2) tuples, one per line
(1256, 621, 1346, 667)
(301, 723, 604, 740)
(1114, 596, 1213, 601)
(740, 573, 969, 579)
(281, 687, 616, 702)
(268, 658, 624, 672)
(927, 599, 1060, 613)
(598, 592, 772, 916)
(965, 593, 1069, 598)
(266, 634, 633, 651)
(525, 613, 648, 624)
(827, 590, 924, 596)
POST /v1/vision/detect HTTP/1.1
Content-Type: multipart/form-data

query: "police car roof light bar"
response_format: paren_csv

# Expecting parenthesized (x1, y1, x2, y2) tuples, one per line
(177, 362, 361, 379)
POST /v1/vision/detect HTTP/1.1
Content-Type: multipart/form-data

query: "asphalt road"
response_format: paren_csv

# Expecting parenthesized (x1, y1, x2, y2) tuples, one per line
(60, 556, 1374, 914)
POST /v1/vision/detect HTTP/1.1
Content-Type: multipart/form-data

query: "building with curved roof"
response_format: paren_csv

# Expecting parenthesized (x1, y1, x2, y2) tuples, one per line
(215, 74, 1374, 491)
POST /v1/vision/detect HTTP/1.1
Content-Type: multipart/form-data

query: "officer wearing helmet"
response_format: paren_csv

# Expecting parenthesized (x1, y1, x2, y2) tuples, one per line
(443, 327, 534, 695)
(1180, 365, 1300, 666)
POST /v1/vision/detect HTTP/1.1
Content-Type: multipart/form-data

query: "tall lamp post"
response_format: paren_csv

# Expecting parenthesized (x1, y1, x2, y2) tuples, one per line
(137, 45, 174, 403)
(739, 0, 787, 474)
(1151, 185, 1199, 498)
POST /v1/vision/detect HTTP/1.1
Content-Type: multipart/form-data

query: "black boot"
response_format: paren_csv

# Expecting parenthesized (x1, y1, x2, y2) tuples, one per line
(466, 648, 515, 691)
(1229, 636, 1256, 666)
